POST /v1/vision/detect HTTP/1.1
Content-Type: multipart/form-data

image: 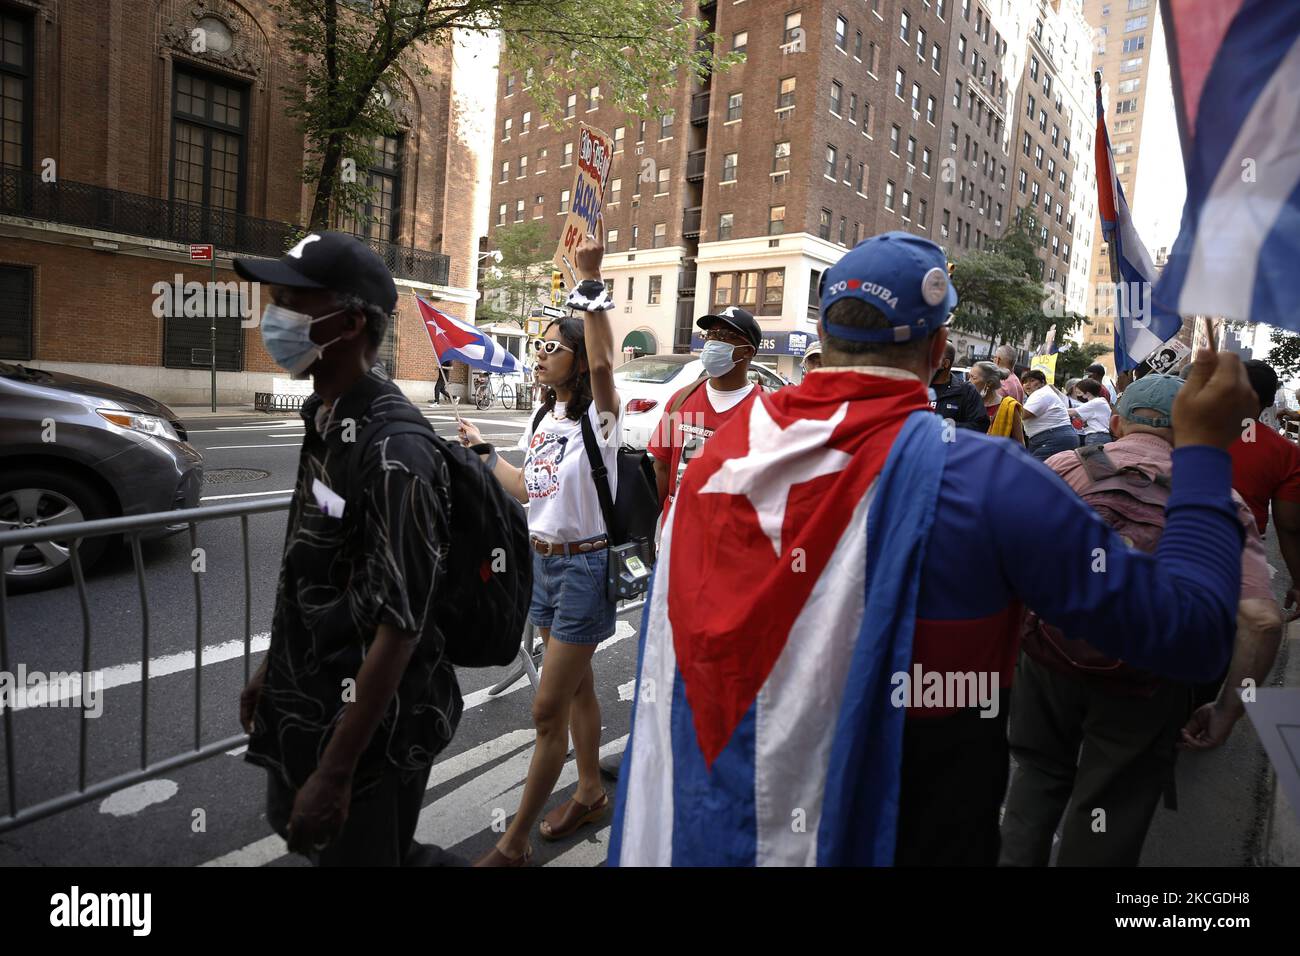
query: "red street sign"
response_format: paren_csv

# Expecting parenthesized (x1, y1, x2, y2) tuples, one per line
(189, 244, 214, 261)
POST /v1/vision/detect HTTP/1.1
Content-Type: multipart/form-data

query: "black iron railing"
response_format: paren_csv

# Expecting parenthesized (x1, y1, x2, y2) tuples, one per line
(0, 165, 450, 286)
(690, 91, 711, 125)
(682, 206, 702, 238)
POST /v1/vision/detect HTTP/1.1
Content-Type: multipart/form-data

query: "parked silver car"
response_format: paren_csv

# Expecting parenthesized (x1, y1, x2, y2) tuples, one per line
(0, 362, 204, 591)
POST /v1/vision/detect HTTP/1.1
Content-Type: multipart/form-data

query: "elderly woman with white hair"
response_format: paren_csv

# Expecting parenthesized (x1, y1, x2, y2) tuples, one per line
(968, 360, 1025, 443)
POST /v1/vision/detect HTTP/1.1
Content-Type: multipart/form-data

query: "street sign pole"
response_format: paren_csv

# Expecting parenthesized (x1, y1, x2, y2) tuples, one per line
(210, 252, 217, 413)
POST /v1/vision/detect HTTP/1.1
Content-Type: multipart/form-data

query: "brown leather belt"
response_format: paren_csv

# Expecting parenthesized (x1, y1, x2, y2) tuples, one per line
(530, 536, 608, 557)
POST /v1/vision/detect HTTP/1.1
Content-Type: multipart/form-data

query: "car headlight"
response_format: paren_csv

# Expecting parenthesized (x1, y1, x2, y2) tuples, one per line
(96, 409, 180, 442)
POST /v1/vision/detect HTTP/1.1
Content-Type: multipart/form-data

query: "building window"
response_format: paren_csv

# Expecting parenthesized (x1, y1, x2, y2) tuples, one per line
(718, 213, 734, 240)
(1116, 98, 1138, 113)
(926, 95, 936, 124)
(514, 198, 524, 222)
(932, 42, 942, 72)
(856, 161, 866, 193)
(711, 269, 785, 315)
(560, 189, 570, 213)
(733, 31, 748, 54)
(722, 151, 738, 182)
(830, 81, 843, 116)
(855, 30, 863, 59)
(835, 15, 848, 50)
(613, 126, 625, 152)
(0, 11, 31, 170)
(773, 140, 791, 174)
(868, 41, 880, 74)
(1018, 169, 1028, 193)
(918, 199, 928, 228)
(1124, 15, 1149, 32)
(768, 205, 785, 235)
(609, 178, 621, 204)
(783, 12, 802, 45)
(0, 265, 33, 359)
(505, 74, 515, 96)
(954, 79, 963, 109)
(901, 189, 912, 220)
(587, 86, 600, 110)
(1122, 36, 1145, 53)
(778, 76, 797, 109)
(921, 147, 931, 177)
(728, 92, 743, 122)
(660, 110, 674, 139)
(172, 68, 247, 222)
(890, 125, 901, 156)
(648, 275, 662, 304)
(517, 154, 527, 178)
(895, 68, 906, 99)
(565, 93, 576, 118)
(563, 142, 573, 166)
(656, 166, 670, 195)
(825, 144, 838, 178)
(917, 28, 927, 61)
(884, 180, 896, 210)
(533, 194, 544, 218)
(521, 111, 531, 134)
(900, 9, 911, 43)
(607, 228, 619, 250)
(849, 92, 858, 123)
(819, 208, 832, 240)
(907, 136, 917, 167)
(1121, 57, 1143, 73)
(499, 160, 509, 184)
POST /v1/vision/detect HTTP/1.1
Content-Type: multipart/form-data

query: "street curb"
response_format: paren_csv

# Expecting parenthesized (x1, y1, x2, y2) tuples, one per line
(171, 405, 261, 420)
(1262, 621, 1300, 866)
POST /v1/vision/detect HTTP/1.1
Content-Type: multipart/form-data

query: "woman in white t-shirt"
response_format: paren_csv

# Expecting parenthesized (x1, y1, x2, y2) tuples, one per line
(458, 228, 620, 866)
(1020, 368, 1080, 462)
(1072, 377, 1114, 445)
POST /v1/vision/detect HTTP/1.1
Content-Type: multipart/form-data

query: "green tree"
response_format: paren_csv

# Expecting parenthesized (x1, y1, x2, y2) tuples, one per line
(1052, 341, 1113, 385)
(950, 212, 1084, 357)
(477, 221, 552, 326)
(274, 0, 741, 230)
(1268, 329, 1300, 379)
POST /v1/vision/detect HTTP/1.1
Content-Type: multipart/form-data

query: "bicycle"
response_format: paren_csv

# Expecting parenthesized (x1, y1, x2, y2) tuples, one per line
(472, 373, 517, 410)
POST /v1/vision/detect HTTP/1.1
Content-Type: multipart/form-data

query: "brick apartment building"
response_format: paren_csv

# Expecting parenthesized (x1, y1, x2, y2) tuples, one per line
(489, 0, 1100, 378)
(0, 0, 491, 405)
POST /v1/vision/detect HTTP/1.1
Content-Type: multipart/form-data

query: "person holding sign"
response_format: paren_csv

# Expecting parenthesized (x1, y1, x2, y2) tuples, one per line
(458, 221, 620, 866)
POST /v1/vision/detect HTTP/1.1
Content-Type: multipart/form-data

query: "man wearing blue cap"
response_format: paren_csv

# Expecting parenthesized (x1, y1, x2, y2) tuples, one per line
(609, 231, 1258, 867)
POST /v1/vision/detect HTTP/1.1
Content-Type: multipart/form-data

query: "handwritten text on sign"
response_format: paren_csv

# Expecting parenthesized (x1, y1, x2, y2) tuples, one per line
(553, 123, 614, 285)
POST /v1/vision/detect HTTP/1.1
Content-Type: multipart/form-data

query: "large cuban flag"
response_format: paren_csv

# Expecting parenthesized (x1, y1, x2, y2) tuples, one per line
(1095, 80, 1182, 371)
(1153, 0, 1300, 330)
(609, 370, 945, 866)
(416, 296, 521, 373)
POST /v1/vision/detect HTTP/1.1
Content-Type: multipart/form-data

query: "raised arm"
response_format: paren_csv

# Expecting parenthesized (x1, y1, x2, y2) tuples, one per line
(571, 219, 620, 430)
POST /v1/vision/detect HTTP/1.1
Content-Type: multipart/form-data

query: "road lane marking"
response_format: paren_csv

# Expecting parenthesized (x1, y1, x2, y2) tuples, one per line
(2, 633, 271, 712)
(205, 443, 302, 450)
(99, 780, 179, 817)
(199, 489, 294, 501)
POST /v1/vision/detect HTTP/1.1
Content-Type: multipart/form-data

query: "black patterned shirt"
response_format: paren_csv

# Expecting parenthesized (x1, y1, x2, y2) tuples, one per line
(246, 367, 462, 793)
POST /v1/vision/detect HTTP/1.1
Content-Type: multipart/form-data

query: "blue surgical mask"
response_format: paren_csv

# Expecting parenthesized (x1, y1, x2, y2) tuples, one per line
(700, 340, 740, 378)
(260, 304, 345, 376)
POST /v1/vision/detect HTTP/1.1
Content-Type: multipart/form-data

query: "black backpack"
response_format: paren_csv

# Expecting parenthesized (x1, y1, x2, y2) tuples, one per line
(345, 405, 530, 668)
(529, 404, 661, 560)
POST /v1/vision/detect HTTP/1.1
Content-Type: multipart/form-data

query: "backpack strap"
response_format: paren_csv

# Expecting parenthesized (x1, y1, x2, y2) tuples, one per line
(668, 375, 709, 415)
(343, 411, 437, 514)
(1074, 443, 1119, 481)
(579, 409, 619, 544)
(1072, 443, 1172, 506)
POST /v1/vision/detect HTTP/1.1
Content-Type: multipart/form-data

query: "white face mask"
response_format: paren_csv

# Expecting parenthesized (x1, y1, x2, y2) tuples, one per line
(259, 304, 345, 376)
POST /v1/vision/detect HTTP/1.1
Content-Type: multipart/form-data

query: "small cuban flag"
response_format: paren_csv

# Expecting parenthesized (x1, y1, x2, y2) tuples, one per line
(416, 296, 520, 374)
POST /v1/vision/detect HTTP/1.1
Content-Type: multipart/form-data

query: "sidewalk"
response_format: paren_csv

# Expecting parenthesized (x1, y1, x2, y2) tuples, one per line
(171, 404, 261, 420)
(1262, 622, 1300, 866)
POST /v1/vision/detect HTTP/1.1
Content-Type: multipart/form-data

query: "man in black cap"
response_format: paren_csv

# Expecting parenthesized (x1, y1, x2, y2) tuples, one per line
(930, 342, 989, 432)
(234, 231, 463, 866)
(647, 305, 765, 509)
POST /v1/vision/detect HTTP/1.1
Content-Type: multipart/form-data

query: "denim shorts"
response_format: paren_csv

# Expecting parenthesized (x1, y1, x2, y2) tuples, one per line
(528, 548, 617, 645)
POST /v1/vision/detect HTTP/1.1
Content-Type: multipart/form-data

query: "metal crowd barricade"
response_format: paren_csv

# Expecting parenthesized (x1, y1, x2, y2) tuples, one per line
(0, 497, 643, 835)
(0, 495, 292, 834)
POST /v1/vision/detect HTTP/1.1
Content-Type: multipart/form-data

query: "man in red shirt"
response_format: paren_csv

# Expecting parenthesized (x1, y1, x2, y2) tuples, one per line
(647, 306, 764, 511)
(1228, 359, 1300, 619)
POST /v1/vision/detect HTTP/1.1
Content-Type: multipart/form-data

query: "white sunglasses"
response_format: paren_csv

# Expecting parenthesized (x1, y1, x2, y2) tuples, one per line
(531, 339, 574, 356)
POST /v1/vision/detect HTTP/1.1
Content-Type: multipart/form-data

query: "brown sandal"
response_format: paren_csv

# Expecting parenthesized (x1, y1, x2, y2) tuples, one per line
(473, 843, 533, 867)
(539, 792, 609, 841)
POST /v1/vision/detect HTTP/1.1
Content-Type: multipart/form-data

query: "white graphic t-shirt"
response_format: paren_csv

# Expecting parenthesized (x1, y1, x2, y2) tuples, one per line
(519, 400, 622, 543)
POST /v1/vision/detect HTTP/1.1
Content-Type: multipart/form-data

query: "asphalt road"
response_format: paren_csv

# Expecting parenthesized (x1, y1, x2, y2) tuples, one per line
(0, 402, 1291, 866)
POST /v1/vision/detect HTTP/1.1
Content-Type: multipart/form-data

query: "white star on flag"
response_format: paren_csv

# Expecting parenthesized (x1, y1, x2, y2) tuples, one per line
(699, 399, 852, 556)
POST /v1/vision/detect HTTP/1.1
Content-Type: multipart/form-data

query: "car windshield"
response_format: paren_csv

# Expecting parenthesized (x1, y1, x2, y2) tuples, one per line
(0, 361, 53, 383)
(615, 358, 690, 384)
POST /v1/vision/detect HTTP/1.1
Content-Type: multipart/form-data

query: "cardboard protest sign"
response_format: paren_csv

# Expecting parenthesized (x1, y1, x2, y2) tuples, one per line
(1030, 353, 1059, 383)
(553, 123, 614, 287)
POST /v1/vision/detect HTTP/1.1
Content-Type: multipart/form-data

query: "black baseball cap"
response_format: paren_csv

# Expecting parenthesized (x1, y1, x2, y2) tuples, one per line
(233, 230, 398, 314)
(697, 306, 761, 350)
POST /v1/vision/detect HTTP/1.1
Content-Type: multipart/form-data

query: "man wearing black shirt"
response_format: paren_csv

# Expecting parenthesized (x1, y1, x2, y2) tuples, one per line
(234, 232, 461, 866)
(931, 343, 990, 432)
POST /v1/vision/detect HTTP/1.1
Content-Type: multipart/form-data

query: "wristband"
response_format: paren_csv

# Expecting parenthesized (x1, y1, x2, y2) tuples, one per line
(469, 442, 499, 471)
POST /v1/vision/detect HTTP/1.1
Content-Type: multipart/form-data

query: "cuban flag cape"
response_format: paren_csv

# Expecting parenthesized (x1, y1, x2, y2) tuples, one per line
(416, 296, 520, 373)
(1095, 83, 1181, 371)
(1153, 0, 1300, 330)
(609, 370, 945, 866)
